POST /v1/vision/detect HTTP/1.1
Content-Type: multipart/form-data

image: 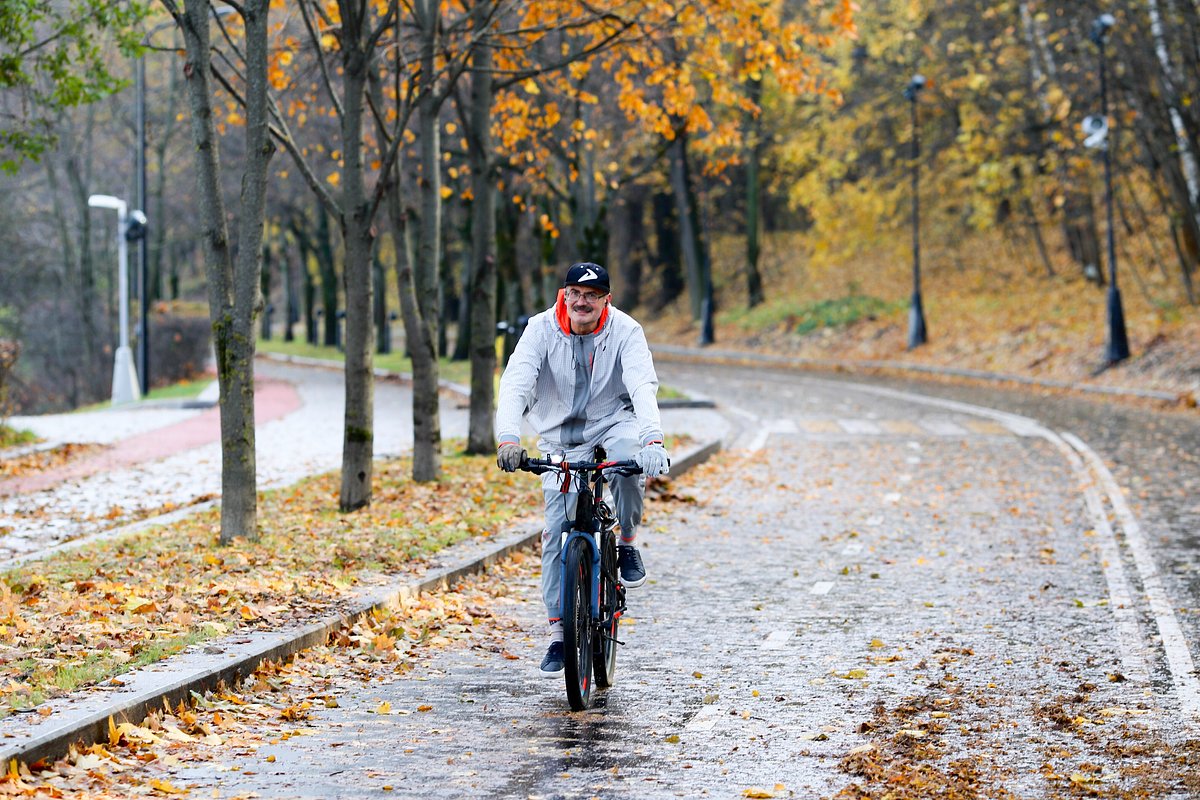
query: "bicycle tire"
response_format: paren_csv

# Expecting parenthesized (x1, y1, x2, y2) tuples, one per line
(561, 536, 594, 711)
(593, 528, 619, 688)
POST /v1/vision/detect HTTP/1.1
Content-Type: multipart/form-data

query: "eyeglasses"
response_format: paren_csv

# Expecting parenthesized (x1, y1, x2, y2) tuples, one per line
(565, 288, 607, 304)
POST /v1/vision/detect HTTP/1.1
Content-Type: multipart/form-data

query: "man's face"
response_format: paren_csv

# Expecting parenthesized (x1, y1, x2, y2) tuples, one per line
(564, 286, 609, 333)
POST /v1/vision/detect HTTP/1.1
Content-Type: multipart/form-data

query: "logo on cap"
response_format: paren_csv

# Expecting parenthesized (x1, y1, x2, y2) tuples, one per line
(579, 268, 598, 282)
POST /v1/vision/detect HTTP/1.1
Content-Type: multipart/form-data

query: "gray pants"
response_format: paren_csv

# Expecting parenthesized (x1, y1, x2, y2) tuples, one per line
(539, 433, 644, 621)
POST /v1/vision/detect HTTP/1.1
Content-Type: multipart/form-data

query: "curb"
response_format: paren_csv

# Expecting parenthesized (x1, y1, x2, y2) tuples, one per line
(0, 438, 720, 767)
(649, 343, 1188, 404)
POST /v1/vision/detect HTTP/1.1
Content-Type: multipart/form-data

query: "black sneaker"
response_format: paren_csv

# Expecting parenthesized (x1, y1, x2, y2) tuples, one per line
(540, 641, 565, 675)
(618, 545, 646, 588)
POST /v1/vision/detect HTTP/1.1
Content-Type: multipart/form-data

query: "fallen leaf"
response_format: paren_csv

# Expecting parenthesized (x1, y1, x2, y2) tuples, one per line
(149, 778, 186, 794)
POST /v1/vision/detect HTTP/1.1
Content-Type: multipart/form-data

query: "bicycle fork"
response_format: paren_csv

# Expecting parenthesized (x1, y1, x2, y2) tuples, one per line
(558, 530, 627, 646)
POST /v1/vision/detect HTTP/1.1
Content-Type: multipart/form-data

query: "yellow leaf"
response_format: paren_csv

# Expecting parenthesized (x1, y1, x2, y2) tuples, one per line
(124, 595, 156, 614)
(375, 701, 392, 714)
(523, 79, 540, 95)
(417, 704, 433, 712)
(440, 187, 454, 200)
(327, 171, 341, 187)
(163, 726, 195, 743)
(743, 789, 776, 799)
(149, 778, 187, 795)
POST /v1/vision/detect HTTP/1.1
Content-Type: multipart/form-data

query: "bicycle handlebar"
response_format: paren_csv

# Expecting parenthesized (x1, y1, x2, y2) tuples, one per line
(519, 455, 643, 476)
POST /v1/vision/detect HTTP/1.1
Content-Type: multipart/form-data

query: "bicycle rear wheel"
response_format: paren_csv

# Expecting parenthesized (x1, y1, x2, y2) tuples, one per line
(593, 529, 620, 688)
(561, 536, 594, 711)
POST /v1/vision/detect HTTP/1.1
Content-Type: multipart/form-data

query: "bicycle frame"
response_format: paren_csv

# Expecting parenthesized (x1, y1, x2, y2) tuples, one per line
(525, 456, 633, 626)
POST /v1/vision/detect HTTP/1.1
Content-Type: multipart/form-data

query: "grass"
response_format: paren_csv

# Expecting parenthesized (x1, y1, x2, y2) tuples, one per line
(0, 424, 36, 449)
(146, 378, 211, 401)
(720, 294, 903, 335)
(257, 337, 474, 386)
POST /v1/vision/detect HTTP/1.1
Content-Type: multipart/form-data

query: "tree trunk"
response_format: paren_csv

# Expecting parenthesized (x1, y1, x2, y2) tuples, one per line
(170, 0, 274, 544)
(669, 133, 703, 319)
(614, 186, 646, 310)
(409, 0, 444, 481)
(336, 1, 377, 512)
(744, 77, 765, 309)
(465, 0, 497, 455)
(651, 190, 684, 310)
(259, 241, 273, 339)
(316, 208, 339, 346)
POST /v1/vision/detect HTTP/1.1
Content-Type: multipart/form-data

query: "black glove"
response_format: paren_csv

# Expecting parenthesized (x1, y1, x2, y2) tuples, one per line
(497, 442, 526, 472)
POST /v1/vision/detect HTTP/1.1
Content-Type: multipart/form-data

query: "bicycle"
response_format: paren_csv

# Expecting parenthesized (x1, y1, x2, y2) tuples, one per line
(519, 450, 643, 711)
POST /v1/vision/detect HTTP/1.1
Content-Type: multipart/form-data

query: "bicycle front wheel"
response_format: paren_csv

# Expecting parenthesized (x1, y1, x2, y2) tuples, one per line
(593, 530, 619, 688)
(561, 536, 594, 711)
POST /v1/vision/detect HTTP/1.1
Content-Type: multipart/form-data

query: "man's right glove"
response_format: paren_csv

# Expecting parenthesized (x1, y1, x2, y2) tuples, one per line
(497, 442, 526, 472)
(635, 442, 670, 477)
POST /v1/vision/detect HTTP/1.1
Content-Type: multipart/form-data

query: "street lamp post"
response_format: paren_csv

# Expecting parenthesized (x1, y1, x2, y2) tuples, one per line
(135, 55, 151, 396)
(1090, 13, 1130, 364)
(905, 74, 927, 350)
(88, 194, 141, 405)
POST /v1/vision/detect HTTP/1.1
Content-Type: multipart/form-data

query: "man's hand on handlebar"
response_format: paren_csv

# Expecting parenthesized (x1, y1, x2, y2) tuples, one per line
(497, 442, 526, 472)
(635, 442, 670, 477)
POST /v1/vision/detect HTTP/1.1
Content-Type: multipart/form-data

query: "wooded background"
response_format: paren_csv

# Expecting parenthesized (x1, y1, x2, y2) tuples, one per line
(1, 0, 1197, 532)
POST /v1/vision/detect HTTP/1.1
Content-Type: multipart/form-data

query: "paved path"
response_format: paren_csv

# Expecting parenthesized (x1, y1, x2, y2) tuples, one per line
(143, 363, 1192, 799)
(0, 360, 471, 563)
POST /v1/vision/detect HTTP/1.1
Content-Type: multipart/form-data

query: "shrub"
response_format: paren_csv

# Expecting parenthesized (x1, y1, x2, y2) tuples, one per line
(149, 307, 212, 387)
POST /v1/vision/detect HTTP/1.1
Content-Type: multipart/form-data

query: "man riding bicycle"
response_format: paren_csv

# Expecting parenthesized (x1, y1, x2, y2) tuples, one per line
(496, 262, 670, 675)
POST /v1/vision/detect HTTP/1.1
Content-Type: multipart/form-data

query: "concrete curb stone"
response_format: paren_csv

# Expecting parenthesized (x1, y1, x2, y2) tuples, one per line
(0, 437, 720, 767)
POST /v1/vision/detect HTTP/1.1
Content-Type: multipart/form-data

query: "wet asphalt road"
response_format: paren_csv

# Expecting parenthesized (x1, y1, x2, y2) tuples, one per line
(160, 362, 1198, 798)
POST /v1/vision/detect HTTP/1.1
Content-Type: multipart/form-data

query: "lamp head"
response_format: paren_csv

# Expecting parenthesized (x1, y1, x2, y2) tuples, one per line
(1090, 13, 1115, 45)
(903, 74, 926, 101)
(87, 194, 124, 211)
(125, 210, 148, 242)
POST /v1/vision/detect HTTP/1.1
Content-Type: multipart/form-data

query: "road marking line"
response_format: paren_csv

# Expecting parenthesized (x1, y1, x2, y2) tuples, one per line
(810, 581, 835, 595)
(919, 419, 968, 435)
(1063, 431, 1199, 715)
(687, 705, 722, 731)
(965, 419, 1011, 435)
(762, 630, 792, 650)
(1050, 438, 1150, 684)
(880, 420, 922, 435)
(807, 378, 1190, 725)
(838, 419, 881, 434)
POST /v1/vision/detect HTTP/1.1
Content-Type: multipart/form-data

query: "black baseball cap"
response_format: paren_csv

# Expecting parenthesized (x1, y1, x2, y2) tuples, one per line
(563, 262, 610, 293)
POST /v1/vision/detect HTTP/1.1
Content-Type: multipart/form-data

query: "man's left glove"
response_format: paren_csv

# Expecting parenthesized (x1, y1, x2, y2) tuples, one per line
(497, 442, 526, 472)
(635, 443, 670, 477)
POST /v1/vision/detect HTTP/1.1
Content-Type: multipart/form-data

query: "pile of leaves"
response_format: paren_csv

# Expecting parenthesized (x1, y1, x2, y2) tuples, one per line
(0, 452, 539, 715)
